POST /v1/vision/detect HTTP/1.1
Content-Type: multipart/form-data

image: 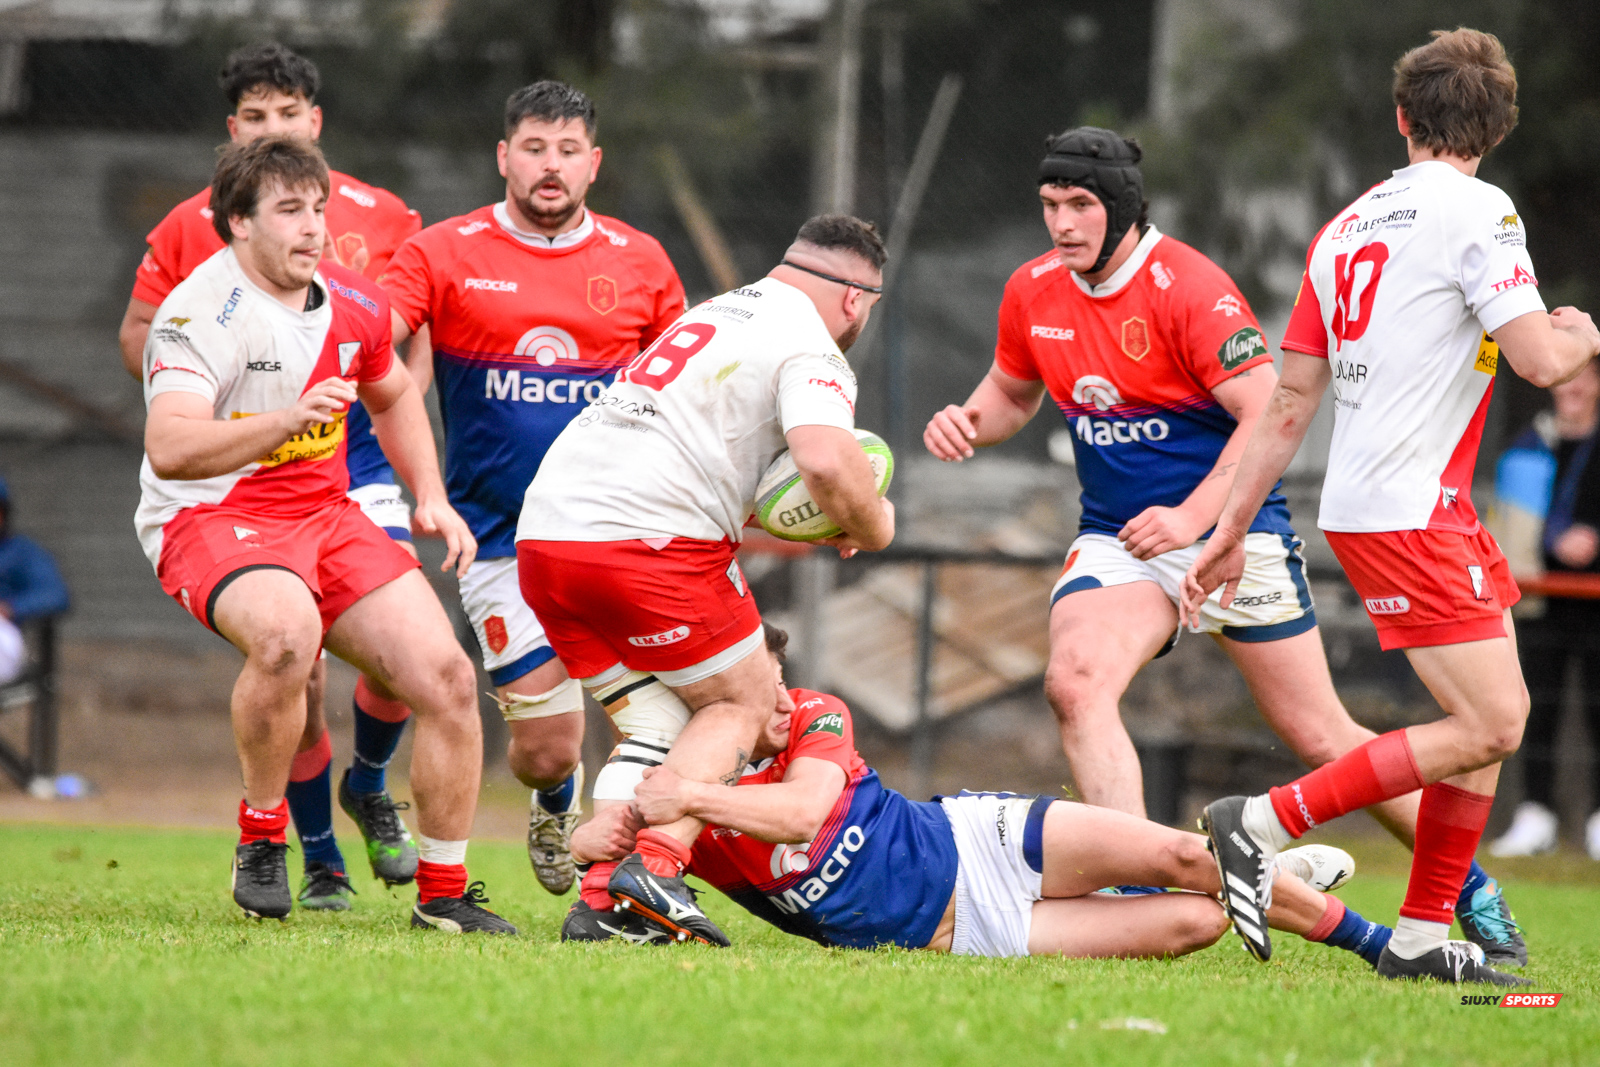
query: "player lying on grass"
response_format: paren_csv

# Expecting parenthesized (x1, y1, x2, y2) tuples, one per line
(566, 626, 1393, 963)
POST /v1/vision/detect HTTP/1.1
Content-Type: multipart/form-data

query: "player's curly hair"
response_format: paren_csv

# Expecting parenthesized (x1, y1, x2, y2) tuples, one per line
(219, 42, 319, 107)
(795, 215, 887, 271)
(505, 80, 597, 140)
(1393, 28, 1518, 159)
(763, 623, 789, 664)
(210, 136, 330, 244)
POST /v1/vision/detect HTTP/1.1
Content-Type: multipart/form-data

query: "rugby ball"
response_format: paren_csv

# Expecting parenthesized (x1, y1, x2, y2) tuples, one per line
(755, 429, 894, 542)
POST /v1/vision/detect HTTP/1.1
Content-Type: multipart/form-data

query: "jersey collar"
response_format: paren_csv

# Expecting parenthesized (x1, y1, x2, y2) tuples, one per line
(222, 246, 332, 325)
(493, 201, 595, 249)
(1070, 224, 1163, 299)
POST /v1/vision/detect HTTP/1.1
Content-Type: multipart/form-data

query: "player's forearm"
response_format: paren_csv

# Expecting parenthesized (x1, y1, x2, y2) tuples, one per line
(1174, 420, 1256, 531)
(368, 386, 448, 504)
(145, 411, 296, 480)
(792, 429, 892, 549)
(1213, 377, 1321, 540)
(678, 779, 832, 844)
(118, 300, 156, 381)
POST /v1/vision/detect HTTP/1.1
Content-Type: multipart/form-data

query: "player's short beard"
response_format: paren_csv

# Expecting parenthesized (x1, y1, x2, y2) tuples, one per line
(835, 316, 865, 353)
(517, 176, 586, 232)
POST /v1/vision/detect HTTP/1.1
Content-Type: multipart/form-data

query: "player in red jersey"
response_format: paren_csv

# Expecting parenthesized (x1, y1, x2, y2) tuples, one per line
(381, 82, 686, 896)
(117, 43, 431, 909)
(1185, 30, 1600, 984)
(138, 138, 512, 931)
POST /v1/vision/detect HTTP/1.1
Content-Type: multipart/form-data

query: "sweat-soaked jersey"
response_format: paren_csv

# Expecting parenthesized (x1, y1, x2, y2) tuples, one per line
(688, 689, 958, 950)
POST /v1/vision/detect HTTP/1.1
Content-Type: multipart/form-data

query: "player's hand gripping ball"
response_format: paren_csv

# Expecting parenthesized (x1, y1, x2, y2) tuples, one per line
(756, 429, 893, 542)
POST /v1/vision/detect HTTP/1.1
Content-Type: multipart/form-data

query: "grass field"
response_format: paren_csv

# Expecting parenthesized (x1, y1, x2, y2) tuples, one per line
(1, 823, 1595, 1066)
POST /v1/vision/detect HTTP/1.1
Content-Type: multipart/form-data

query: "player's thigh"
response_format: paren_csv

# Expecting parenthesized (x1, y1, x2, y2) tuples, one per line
(1046, 581, 1178, 700)
(1026, 892, 1226, 958)
(325, 569, 473, 710)
(1216, 626, 1371, 765)
(212, 567, 323, 669)
(1404, 612, 1529, 732)
(1037, 800, 1209, 897)
(667, 637, 776, 719)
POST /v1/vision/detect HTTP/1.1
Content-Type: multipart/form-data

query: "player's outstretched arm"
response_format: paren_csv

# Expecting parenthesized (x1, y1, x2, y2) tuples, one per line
(633, 758, 846, 844)
(923, 364, 1046, 461)
(118, 298, 158, 381)
(788, 424, 895, 553)
(1179, 352, 1329, 624)
(360, 360, 476, 576)
(145, 378, 356, 480)
(1494, 307, 1600, 389)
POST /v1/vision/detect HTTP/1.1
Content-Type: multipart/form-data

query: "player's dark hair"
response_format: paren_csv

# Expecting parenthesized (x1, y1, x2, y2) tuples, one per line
(794, 214, 887, 272)
(763, 623, 789, 664)
(219, 42, 320, 107)
(505, 80, 597, 140)
(1393, 28, 1518, 159)
(210, 136, 330, 244)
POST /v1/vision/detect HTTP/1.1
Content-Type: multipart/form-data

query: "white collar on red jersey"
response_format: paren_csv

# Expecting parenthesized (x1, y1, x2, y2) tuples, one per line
(493, 200, 595, 249)
(1070, 223, 1163, 299)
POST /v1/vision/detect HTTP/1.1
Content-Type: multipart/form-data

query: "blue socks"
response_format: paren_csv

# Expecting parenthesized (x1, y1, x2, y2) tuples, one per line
(286, 759, 345, 871)
(1322, 905, 1393, 967)
(348, 699, 408, 795)
(1457, 860, 1492, 914)
(537, 772, 578, 815)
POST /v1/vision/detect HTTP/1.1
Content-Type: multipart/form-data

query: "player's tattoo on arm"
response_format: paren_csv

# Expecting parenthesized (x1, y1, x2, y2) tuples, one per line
(720, 748, 751, 787)
(1203, 461, 1238, 484)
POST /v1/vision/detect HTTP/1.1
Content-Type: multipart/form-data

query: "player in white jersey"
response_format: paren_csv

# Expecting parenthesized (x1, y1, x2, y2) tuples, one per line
(139, 137, 514, 932)
(1183, 29, 1599, 984)
(517, 215, 895, 945)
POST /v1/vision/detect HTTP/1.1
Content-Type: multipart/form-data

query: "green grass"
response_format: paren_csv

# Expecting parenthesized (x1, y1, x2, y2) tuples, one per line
(0, 824, 1595, 1066)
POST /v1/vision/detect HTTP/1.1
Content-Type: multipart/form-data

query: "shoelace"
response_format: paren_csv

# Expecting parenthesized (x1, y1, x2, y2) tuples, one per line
(305, 868, 356, 897)
(357, 794, 410, 839)
(459, 880, 492, 907)
(1441, 940, 1483, 981)
(1459, 887, 1523, 944)
(241, 842, 289, 886)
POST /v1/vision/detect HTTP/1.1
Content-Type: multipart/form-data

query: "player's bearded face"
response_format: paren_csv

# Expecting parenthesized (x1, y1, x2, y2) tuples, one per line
(1041, 184, 1108, 274)
(500, 117, 601, 233)
(237, 181, 326, 293)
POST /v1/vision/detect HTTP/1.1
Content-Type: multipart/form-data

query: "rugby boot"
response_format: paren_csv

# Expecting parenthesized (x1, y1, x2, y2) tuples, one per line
(296, 861, 355, 911)
(560, 899, 674, 944)
(232, 840, 292, 920)
(338, 768, 419, 886)
(411, 881, 518, 935)
(1275, 844, 1355, 893)
(528, 763, 584, 895)
(1457, 876, 1528, 967)
(1376, 940, 1531, 986)
(608, 852, 731, 947)
(1200, 795, 1277, 962)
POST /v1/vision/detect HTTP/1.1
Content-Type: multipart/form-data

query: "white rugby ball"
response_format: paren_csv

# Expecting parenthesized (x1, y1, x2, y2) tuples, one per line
(755, 429, 894, 542)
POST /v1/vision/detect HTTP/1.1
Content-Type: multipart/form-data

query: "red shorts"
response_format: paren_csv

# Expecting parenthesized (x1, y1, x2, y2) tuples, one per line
(1325, 526, 1520, 650)
(156, 498, 419, 637)
(516, 537, 762, 683)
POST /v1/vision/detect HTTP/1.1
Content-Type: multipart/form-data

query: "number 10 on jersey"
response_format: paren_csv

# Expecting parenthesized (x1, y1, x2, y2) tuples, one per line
(619, 322, 718, 390)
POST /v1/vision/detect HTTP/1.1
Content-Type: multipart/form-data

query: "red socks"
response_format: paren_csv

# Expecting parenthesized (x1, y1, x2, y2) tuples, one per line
(355, 676, 413, 723)
(1269, 729, 1425, 837)
(238, 798, 289, 844)
(581, 861, 618, 911)
(1305, 894, 1346, 942)
(288, 730, 332, 782)
(416, 860, 468, 903)
(636, 828, 693, 877)
(1400, 782, 1494, 924)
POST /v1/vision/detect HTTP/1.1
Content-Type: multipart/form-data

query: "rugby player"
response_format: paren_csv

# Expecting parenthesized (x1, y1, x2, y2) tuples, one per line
(1185, 29, 1600, 984)
(923, 126, 1524, 964)
(117, 42, 427, 910)
(137, 137, 513, 933)
(518, 215, 895, 945)
(566, 626, 1393, 965)
(381, 81, 686, 895)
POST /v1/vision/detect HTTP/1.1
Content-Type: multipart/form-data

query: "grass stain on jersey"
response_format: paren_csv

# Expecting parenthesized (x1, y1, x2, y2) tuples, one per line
(714, 361, 742, 383)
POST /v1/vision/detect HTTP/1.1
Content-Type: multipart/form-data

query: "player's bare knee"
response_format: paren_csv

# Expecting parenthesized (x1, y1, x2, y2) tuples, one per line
(1043, 661, 1114, 726)
(507, 733, 579, 785)
(1161, 833, 1211, 882)
(1184, 900, 1231, 950)
(247, 623, 320, 681)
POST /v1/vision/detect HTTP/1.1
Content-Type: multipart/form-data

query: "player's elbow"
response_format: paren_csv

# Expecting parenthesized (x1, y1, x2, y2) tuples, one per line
(145, 445, 190, 481)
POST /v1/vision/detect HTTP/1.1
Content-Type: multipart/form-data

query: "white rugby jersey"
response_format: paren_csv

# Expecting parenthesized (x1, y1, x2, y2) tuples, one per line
(518, 276, 857, 543)
(1282, 161, 1547, 533)
(134, 247, 393, 564)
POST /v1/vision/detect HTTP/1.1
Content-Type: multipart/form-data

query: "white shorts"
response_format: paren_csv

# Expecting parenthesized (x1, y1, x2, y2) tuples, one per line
(458, 557, 555, 686)
(942, 792, 1054, 958)
(1050, 532, 1316, 643)
(346, 481, 413, 541)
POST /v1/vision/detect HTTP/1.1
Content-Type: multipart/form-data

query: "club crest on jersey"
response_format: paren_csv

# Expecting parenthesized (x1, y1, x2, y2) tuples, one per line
(232, 526, 260, 542)
(1071, 375, 1122, 411)
(1468, 565, 1490, 602)
(1120, 317, 1150, 362)
(1440, 486, 1459, 510)
(338, 342, 360, 375)
(587, 275, 619, 315)
(333, 233, 368, 270)
(726, 559, 747, 597)
(483, 615, 510, 655)
(514, 325, 579, 367)
(1213, 294, 1242, 317)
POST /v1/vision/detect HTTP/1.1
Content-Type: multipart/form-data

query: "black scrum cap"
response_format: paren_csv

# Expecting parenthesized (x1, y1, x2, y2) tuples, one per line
(1038, 127, 1144, 274)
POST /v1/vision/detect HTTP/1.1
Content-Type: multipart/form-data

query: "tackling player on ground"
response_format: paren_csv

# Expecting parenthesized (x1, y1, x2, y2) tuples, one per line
(518, 215, 895, 945)
(380, 81, 686, 896)
(923, 126, 1526, 962)
(117, 43, 428, 910)
(137, 137, 512, 931)
(569, 625, 1392, 965)
(1185, 29, 1600, 984)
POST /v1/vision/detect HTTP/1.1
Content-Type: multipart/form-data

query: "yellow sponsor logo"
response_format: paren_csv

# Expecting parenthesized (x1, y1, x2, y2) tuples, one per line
(1500, 214, 1519, 229)
(1474, 333, 1500, 375)
(163, 316, 190, 327)
(232, 410, 346, 466)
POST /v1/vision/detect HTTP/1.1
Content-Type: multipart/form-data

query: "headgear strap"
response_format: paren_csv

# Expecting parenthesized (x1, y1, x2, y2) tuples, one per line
(1038, 127, 1144, 274)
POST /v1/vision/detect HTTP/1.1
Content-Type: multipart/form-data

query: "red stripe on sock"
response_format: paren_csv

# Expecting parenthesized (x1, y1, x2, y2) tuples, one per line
(288, 730, 333, 782)
(1269, 730, 1425, 837)
(1400, 782, 1494, 924)
(635, 828, 693, 877)
(416, 860, 468, 903)
(355, 676, 413, 723)
(238, 797, 289, 844)
(581, 861, 619, 911)
(1306, 894, 1347, 943)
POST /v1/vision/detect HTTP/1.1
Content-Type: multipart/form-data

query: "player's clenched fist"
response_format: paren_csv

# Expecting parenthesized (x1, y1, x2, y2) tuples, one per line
(1179, 532, 1245, 629)
(278, 377, 358, 437)
(633, 765, 694, 826)
(924, 404, 982, 461)
(569, 803, 645, 865)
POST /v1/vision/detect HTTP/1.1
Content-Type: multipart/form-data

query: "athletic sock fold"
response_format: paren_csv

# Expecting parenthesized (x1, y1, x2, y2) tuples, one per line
(1307, 895, 1393, 967)
(285, 731, 343, 870)
(580, 860, 618, 911)
(1269, 729, 1424, 838)
(415, 860, 469, 903)
(348, 678, 412, 795)
(635, 828, 693, 877)
(1401, 781, 1495, 925)
(1456, 859, 1492, 915)
(239, 797, 290, 845)
(536, 772, 579, 815)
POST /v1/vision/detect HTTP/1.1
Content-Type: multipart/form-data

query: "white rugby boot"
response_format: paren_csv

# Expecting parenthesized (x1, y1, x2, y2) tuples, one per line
(1274, 844, 1354, 892)
(1488, 802, 1558, 858)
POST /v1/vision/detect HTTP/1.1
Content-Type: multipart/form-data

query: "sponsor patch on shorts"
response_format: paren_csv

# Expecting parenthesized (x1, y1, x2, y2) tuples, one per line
(1364, 596, 1411, 615)
(628, 625, 690, 648)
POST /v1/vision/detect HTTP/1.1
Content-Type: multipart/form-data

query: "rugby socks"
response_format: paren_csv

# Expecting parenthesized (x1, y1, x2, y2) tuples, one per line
(1456, 860, 1492, 915)
(1306, 894, 1393, 967)
(1268, 730, 1425, 839)
(238, 797, 290, 845)
(285, 731, 344, 871)
(580, 860, 619, 911)
(1400, 782, 1495, 926)
(536, 772, 578, 816)
(1388, 916, 1452, 960)
(635, 828, 693, 878)
(347, 677, 412, 795)
(415, 836, 469, 903)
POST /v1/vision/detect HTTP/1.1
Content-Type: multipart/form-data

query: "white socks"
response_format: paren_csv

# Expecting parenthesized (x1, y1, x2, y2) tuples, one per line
(1243, 793, 1294, 851)
(417, 835, 469, 866)
(1387, 916, 1451, 959)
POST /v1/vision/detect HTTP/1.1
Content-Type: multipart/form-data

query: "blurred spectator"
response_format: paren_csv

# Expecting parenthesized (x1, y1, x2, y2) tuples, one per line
(1488, 361, 1600, 860)
(0, 476, 70, 684)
